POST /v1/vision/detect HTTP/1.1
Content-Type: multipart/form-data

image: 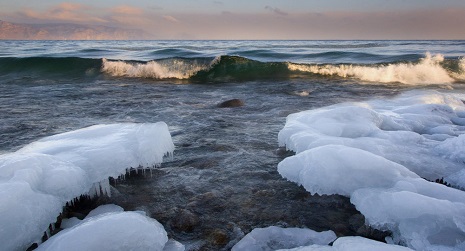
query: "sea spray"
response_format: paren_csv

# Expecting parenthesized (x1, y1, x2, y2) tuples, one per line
(101, 58, 210, 79)
(287, 53, 455, 85)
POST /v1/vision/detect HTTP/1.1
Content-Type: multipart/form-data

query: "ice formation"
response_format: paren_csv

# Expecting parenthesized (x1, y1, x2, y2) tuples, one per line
(36, 212, 169, 251)
(0, 123, 174, 251)
(231, 226, 337, 251)
(278, 236, 414, 251)
(278, 91, 465, 250)
(85, 204, 124, 219)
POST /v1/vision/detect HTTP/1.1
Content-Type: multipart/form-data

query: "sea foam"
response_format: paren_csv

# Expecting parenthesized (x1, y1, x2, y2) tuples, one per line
(287, 53, 459, 85)
(101, 58, 209, 79)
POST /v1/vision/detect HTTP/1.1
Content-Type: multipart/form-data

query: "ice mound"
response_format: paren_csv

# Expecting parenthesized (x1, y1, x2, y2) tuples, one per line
(0, 123, 174, 251)
(36, 212, 169, 251)
(18, 123, 175, 185)
(279, 91, 465, 187)
(231, 226, 337, 251)
(85, 204, 124, 219)
(278, 91, 465, 250)
(278, 236, 414, 251)
(278, 145, 419, 196)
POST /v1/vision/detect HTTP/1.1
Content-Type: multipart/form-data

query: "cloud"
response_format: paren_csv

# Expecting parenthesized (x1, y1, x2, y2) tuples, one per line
(53, 2, 85, 12)
(16, 2, 107, 23)
(3, 3, 465, 40)
(107, 5, 149, 26)
(163, 15, 180, 23)
(265, 6, 288, 16)
(111, 5, 144, 15)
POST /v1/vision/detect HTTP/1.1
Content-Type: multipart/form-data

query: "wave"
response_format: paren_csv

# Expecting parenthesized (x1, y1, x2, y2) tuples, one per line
(101, 58, 211, 80)
(102, 53, 465, 85)
(101, 56, 292, 81)
(0, 57, 102, 77)
(1, 53, 464, 85)
(288, 53, 465, 85)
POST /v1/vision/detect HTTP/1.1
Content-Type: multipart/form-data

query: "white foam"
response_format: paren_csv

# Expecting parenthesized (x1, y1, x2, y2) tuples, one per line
(288, 53, 457, 85)
(102, 58, 208, 79)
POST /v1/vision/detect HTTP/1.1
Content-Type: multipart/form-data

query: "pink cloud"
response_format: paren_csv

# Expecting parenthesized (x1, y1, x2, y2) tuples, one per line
(16, 2, 107, 23)
(111, 5, 144, 15)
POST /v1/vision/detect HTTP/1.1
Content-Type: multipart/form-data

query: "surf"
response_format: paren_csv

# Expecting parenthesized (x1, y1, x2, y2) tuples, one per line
(287, 53, 465, 85)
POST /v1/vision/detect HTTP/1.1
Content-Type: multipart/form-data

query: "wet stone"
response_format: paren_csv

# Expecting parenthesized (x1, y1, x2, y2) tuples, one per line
(217, 99, 244, 108)
(208, 229, 229, 246)
(171, 209, 200, 232)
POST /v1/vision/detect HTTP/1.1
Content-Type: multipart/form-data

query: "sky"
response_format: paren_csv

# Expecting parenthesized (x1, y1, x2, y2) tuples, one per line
(1, 0, 465, 39)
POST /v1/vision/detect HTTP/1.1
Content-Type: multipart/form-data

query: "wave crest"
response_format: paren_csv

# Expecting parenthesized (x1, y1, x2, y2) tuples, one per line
(287, 53, 456, 85)
(101, 58, 210, 80)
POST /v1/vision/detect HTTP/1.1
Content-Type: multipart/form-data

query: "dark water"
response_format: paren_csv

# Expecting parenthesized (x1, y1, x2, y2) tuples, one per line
(1, 40, 464, 250)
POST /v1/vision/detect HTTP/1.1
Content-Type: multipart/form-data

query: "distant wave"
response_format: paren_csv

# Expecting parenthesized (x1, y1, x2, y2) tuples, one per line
(288, 53, 465, 85)
(0, 57, 102, 77)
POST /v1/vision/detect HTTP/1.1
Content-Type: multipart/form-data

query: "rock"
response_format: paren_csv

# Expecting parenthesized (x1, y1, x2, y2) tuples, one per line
(171, 209, 200, 232)
(208, 229, 229, 246)
(348, 214, 365, 232)
(217, 99, 244, 108)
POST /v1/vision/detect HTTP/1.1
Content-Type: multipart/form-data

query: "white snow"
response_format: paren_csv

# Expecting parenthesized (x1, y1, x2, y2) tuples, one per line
(85, 204, 124, 219)
(278, 91, 465, 250)
(163, 239, 186, 251)
(231, 226, 337, 251)
(278, 145, 419, 196)
(61, 217, 82, 229)
(18, 122, 175, 184)
(278, 236, 414, 251)
(36, 212, 169, 251)
(0, 123, 174, 251)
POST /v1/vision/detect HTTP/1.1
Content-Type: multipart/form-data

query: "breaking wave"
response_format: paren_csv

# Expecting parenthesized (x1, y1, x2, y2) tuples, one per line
(101, 56, 291, 82)
(101, 58, 211, 80)
(1, 53, 464, 85)
(102, 53, 465, 85)
(287, 53, 464, 85)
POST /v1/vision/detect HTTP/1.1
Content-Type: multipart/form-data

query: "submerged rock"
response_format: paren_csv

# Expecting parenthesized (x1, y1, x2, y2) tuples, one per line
(171, 209, 200, 232)
(217, 99, 244, 108)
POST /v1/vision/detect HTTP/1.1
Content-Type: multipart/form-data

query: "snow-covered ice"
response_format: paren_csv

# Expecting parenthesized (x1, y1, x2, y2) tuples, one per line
(18, 122, 175, 185)
(36, 212, 169, 251)
(278, 236, 414, 251)
(0, 123, 174, 251)
(231, 226, 337, 251)
(278, 91, 465, 187)
(278, 91, 465, 250)
(85, 204, 124, 219)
